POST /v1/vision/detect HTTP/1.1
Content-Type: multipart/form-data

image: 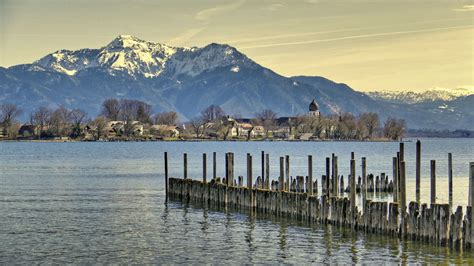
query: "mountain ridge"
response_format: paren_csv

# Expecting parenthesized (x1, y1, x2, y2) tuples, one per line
(1, 35, 474, 130)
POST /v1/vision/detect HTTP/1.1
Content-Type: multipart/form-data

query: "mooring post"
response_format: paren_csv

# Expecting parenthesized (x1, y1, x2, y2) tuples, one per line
(350, 157, 356, 213)
(470, 162, 474, 242)
(331, 153, 335, 197)
(448, 153, 453, 207)
(400, 160, 407, 236)
(326, 157, 330, 196)
(183, 153, 188, 179)
(351, 152, 355, 160)
(393, 157, 398, 203)
(431, 160, 436, 205)
(164, 152, 168, 201)
(362, 157, 367, 205)
(261, 151, 265, 186)
(266, 154, 270, 189)
(308, 155, 313, 196)
(203, 153, 207, 183)
(416, 140, 421, 202)
(247, 153, 253, 189)
(230, 153, 234, 186)
(285, 155, 290, 191)
(334, 156, 339, 197)
(213, 152, 217, 180)
(225, 153, 229, 186)
(279, 157, 284, 191)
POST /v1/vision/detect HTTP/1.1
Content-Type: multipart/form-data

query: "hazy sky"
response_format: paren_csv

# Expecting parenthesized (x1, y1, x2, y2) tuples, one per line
(0, 0, 473, 91)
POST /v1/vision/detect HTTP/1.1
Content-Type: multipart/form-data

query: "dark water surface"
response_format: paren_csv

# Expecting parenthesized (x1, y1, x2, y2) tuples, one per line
(1, 139, 473, 263)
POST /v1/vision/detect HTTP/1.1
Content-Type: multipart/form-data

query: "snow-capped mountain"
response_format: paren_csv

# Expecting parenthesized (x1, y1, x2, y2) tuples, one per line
(366, 88, 474, 104)
(2, 35, 474, 130)
(34, 35, 257, 78)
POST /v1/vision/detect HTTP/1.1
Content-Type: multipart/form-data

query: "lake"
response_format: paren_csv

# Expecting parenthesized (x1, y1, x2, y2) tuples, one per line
(0, 138, 473, 263)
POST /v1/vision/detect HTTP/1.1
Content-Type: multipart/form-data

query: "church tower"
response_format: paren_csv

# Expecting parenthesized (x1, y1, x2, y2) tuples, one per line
(308, 99, 320, 117)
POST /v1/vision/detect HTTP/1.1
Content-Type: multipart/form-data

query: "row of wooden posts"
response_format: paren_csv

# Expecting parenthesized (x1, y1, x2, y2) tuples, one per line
(164, 141, 474, 249)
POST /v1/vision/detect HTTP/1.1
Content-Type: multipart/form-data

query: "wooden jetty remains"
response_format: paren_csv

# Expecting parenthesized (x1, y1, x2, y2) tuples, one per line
(164, 143, 474, 250)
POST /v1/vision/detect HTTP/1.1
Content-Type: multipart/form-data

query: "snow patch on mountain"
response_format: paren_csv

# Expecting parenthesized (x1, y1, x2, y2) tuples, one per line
(366, 87, 474, 104)
(31, 35, 256, 78)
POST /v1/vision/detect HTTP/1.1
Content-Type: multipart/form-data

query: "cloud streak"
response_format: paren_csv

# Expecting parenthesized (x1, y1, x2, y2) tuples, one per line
(452, 5, 474, 12)
(195, 0, 246, 22)
(240, 25, 473, 50)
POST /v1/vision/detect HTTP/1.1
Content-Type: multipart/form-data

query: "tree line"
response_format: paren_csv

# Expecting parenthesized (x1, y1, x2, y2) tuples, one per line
(0, 99, 406, 140)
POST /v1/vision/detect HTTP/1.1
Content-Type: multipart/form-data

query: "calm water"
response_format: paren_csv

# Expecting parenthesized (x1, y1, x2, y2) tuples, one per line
(0, 138, 473, 263)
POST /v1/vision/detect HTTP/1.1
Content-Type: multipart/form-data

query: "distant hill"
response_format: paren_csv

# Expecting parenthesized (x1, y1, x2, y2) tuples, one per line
(1, 35, 473, 130)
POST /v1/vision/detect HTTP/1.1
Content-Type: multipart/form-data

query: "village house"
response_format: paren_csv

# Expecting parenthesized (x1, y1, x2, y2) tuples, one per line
(151, 124, 181, 138)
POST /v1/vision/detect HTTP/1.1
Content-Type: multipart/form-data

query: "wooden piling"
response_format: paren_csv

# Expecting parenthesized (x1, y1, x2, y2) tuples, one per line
(203, 153, 207, 183)
(225, 153, 229, 186)
(279, 157, 284, 191)
(164, 152, 168, 201)
(470, 162, 474, 243)
(416, 140, 421, 202)
(183, 153, 188, 179)
(334, 156, 339, 197)
(350, 158, 356, 213)
(247, 153, 253, 189)
(266, 154, 270, 189)
(326, 157, 330, 196)
(393, 157, 398, 203)
(362, 157, 367, 205)
(308, 155, 313, 196)
(261, 151, 265, 186)
(448, 153, 453, 207)
(285, 155, 290, 191)
(213, 152, 217, 180)
(400, 161, 407, 235)
(431, 160, 436, 205)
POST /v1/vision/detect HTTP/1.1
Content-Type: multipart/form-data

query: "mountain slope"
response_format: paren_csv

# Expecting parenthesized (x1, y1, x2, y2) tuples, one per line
(1, 35, 473, 130)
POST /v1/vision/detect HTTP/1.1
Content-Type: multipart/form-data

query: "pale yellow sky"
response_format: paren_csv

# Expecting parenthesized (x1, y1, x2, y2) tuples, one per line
(0, 0, 473, 91)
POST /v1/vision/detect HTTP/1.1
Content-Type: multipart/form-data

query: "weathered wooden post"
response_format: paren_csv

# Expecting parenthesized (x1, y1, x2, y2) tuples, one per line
(213, 152, 217, 180)
(285, 155, 290, 191)
(334, 156, 339, 197)
(326, 157, 330, 196)
(331, 153, 335, 197)
(350, 157, 356, 213)
(203, 153, 207, 183)
(266, 154, 270, 189)
(225, 153, 229, 186)
(351, 152, 355, 160)
(393, 157, 398, 203)
(247, 153, 253, 188)
(448, 153, 453, 207)
(183, 153, 188, 179)
(230, 153, 234, 186)
(470, 162, 474, 243)
(431, 160, 436, 205)
(279, 157, 284, 191)
(362, 157, 367, 205)
(416, 140, 421, 202)
(308, 155, 313, 196)
(400, 160, 407, 236)
(261, 151, 265, 186)
(164, 152, 168, 201)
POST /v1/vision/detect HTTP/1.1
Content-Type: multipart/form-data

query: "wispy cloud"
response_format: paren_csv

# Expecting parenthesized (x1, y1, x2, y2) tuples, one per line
(168, 27, 205, 46)
(240, 25, 473, 49)
(195, 0, 246, 22)
(228, 17, 472, 45)
(452, 5, 474, 12)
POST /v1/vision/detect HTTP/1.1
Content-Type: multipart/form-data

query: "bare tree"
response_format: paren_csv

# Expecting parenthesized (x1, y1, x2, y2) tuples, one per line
(359, 112, 379, 139)
(201, 105, 225, 122)
(255, 109, 277, 138)
(0, 103, 22, 138)
(154, 111, 178, 125)
(31, 107, 52, 138)
(89, 116, 108, 140)
(383, 117, 406, 140)
(101, 99, 121, 121)
(188, 117, 206, 138)
(50, 106, 71, 137)
(69, 109, 88, 138)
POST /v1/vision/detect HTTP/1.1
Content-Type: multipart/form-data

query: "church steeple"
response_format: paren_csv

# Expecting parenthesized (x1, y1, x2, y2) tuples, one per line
(308, 99, 320, 117)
